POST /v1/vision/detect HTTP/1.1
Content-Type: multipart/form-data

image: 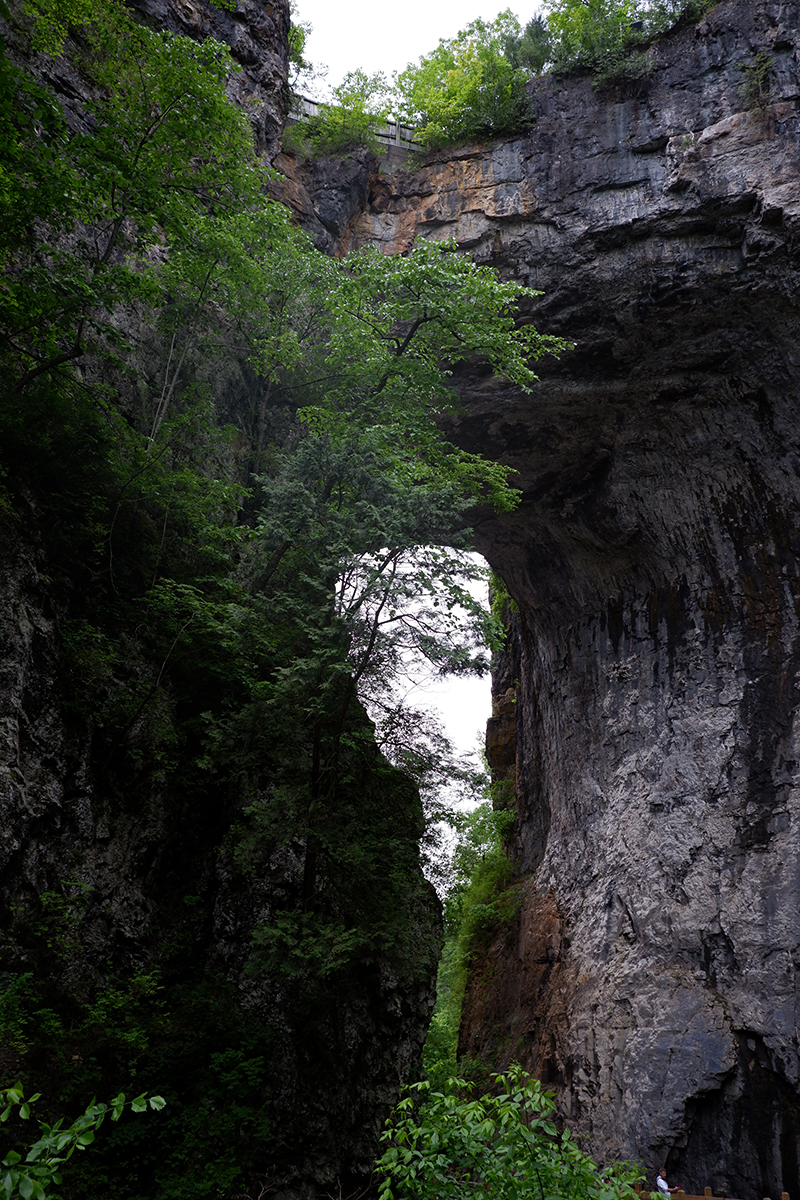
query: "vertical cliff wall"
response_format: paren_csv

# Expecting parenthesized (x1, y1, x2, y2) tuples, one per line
(5, 0, 800, 1191)
(324, 0, 800, 1193)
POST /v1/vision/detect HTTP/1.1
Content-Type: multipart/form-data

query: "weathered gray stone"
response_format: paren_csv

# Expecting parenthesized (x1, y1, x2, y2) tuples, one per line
(5, 0, 800, 1189)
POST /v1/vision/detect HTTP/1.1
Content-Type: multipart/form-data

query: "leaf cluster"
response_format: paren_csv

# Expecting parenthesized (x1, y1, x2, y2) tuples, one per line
(288, 69, 392, 157)
(0, 972, 276, 1199)
(542, 0, 719, 83)
(0, 0, 267, 397)
(1, 1083, 165, 1200)
(420, 800, 517, 1089)
(0, 1, 569, 1191)
(393, 11, 533, 149)
(387, 0, 719, 150)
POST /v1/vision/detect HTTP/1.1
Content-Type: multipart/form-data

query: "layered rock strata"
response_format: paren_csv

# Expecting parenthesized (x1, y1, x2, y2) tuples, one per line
(308, 0, 800, 1194)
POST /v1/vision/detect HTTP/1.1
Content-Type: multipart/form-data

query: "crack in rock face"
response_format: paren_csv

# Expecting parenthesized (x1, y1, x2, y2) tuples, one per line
(291, 0, 800, 1191)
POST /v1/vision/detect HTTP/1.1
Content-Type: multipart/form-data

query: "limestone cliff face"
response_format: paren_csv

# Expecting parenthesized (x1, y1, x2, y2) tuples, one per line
(326, 0, 800, 1194)
(5, 0, 289, 157)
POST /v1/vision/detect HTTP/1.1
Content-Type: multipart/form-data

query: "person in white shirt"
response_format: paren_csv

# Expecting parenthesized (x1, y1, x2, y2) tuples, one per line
(657, 1168, 681, 1195)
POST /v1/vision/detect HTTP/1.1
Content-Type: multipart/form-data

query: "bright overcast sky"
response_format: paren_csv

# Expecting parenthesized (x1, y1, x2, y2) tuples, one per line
(295, 0, 541, 96)
(398, 564, 494, 762)
(409, 671, 492, 761)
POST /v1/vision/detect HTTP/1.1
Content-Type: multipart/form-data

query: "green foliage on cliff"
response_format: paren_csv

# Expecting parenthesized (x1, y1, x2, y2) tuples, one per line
(386, 0, 719, 152)
(393, 10, 533, 149)
(1, 0, 267, 398)
(287, 68, 392, 156)
(422, 803, 518, 1089)
(489, 569, 518, 628)
(377, 1066, 643, 1200)
(543, 0, 718, 82)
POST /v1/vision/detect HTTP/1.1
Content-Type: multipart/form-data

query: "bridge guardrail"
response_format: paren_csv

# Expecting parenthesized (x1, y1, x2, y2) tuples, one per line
(288, 93, 420, 152)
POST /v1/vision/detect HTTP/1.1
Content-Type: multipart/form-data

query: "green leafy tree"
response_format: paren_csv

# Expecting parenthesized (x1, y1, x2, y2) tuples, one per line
(0, 0, 572, 1190)
(288, 1, 313, 86)
(502, 15, 552, 74)
(217, 238, 558, 961)
(0, 0, 267, 397)
(543, 0, 718, 78)
(241, 429, 496, 919)
(377, 1066, 642, 1200)
(544, 0, 638, 70)
(393, 10, 533, 149)
(422, 801, 515, 1087)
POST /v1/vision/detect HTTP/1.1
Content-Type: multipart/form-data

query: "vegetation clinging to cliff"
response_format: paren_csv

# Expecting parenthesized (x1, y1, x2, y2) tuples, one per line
(393, 10, 534, 149)
(544, 0, 718, 83)
(302, 0, 718, 154)
(422, 801, 517, 1089)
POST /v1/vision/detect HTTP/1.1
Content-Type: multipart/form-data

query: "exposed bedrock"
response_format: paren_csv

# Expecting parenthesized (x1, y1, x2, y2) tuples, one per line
(318, 0, 800, 1193)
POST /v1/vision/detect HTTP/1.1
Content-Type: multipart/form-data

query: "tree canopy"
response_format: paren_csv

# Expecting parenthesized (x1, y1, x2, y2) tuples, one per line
(543, 0, 716, 77)
(393, 10, 533, 149)
(293, 0, 719, 155)
(0, 1, 570, 1190)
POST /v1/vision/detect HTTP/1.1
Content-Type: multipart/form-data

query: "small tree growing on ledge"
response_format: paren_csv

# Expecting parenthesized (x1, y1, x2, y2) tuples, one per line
(393, 10, 534, 149)
(543, 0, 719, 81)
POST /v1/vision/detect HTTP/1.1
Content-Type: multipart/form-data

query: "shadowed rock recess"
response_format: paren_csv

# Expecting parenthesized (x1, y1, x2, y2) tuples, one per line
(349, 0, 800, 1193)
(285, 0, 800, 1192)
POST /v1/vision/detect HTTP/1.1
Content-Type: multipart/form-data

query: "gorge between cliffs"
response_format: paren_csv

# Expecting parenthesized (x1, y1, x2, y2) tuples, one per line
(2, 0, 800, 1197)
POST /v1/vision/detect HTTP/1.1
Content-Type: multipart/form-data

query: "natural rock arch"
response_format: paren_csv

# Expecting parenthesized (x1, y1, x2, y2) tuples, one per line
(301, 0, 800, 1191)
